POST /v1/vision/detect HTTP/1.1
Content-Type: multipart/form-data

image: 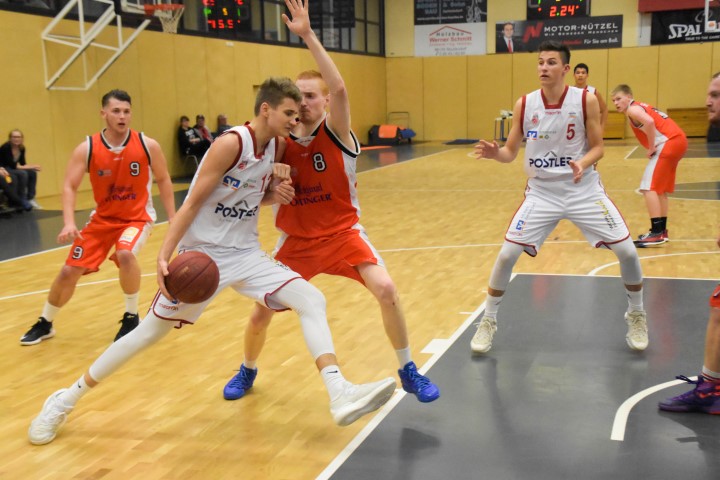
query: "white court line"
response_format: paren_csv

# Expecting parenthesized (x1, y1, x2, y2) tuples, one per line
(610, 376, 696, 442)
(315, 301, 488, 480)
(587, 250, 720, 276)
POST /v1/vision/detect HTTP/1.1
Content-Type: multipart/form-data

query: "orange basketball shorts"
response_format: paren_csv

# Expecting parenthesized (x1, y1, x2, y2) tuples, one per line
(640, 136, 687, 194)
(65, 217, 153, 274)
(275, 228, 382, 285)
(710, 284, 720, 309)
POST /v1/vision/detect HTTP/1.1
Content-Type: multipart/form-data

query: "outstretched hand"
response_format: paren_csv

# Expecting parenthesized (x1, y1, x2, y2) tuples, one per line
(282, 0, 311, 38)
(474, 140, 499, 160)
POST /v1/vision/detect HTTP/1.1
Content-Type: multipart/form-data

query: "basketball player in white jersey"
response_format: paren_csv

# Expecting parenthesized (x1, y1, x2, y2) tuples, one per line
(28, 77, 396, 446)
(471, 41, 648, 354)
(573, 63, 608, 130)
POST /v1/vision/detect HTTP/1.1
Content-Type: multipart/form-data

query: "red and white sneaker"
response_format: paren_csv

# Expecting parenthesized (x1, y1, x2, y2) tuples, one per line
(633, 231, 667, 247)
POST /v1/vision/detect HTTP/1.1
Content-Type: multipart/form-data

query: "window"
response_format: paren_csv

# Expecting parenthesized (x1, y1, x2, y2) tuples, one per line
(0, 0, 384, 55)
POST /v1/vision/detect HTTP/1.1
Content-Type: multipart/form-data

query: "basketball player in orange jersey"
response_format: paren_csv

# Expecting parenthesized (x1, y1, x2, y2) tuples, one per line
(19, 89, 176, 346)
(222, 0, 439, 403)
(573, 63, 608, 130)
(658, 73, 720, 414)
(471, 41, 648, 354)
(610, 84, 687, 247)
(28, 77, 397, 445)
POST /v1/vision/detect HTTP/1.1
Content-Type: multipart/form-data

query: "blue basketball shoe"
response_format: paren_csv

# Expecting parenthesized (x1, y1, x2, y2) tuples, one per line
(659, 375, 720, 414)
(398, 361, 440, 403)
(223, 365, 257, 400)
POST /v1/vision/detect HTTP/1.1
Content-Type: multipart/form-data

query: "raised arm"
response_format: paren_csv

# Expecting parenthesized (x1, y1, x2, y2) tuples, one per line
(282, 0, 352, 145)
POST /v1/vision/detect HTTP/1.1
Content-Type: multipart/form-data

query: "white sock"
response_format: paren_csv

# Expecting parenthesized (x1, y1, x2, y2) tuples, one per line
(625, 289, 643, 313)
(702, 366, 720, 382)
(243, 358, 257, 370)
(59, 375, 92, 408)
(41, 302, 60, 322)
(395, 347, 412, 368)
(124, 293, 139, 314)
(321, 365, 347, 401)
(484, 294, 503, 319)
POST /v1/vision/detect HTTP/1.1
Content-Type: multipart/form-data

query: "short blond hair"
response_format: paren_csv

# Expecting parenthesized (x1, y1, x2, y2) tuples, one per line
(611, 84, 633, 97)
(296, 70, 329, 95)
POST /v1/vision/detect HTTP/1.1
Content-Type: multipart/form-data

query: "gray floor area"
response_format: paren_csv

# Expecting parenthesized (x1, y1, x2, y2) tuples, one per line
(330, 274, 719, 480)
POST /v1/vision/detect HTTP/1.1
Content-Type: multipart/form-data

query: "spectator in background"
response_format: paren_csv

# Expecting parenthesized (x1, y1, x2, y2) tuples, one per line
(177, 115, 210, 159)
(0, 165, 32, 212)
(193, 114, 214, 144)
(215, 114, 231, 137)
(0, 129, 42, 209)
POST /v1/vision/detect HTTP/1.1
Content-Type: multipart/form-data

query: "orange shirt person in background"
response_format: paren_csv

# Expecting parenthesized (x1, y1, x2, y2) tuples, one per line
(19, 89, 176, 347)
(611, 84, 687, 247)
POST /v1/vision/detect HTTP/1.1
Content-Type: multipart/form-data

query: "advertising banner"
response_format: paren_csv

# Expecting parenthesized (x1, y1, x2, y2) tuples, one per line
(651, 8, 720, 45)
(495, 15, 623, 53)
(414, 0, 487, 57)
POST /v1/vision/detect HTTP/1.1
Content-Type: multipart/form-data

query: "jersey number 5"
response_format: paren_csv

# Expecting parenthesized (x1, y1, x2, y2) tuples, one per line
(566, 124, 576, 140)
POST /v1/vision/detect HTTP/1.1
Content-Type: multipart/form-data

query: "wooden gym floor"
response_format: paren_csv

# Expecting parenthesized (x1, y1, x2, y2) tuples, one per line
(1, 140, 719, 479)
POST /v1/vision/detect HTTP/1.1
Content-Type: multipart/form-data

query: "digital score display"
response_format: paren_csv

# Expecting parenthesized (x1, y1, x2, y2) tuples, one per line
(203, 0, 250, 31)
(527, 0, 591, 20)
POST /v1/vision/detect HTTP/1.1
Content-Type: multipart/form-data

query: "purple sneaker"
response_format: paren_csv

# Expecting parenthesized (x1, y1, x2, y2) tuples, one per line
(398, 361, 440, 403)
(658, 375, 720, 414)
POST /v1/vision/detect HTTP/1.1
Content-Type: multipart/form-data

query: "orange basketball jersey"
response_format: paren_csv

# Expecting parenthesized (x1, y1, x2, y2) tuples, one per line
(275, 120, 361, 239)
(629, 101, 686, 149)
(87, 129, 156, 222)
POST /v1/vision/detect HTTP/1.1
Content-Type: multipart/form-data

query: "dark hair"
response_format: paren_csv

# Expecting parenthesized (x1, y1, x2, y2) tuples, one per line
(196, 114, 205, 121)
(101, 89, 131, 107)
(180, 115, 189, 122)
(538, 40, 570, 65)
(254, 77, 302, 115)
(503, 22, 513, 29)
(713, 72, 720, 79)
(574, 63, 589, 74)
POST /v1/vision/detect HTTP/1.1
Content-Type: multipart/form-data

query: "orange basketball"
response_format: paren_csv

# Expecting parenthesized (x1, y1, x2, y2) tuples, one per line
(165, 251, 219, 304)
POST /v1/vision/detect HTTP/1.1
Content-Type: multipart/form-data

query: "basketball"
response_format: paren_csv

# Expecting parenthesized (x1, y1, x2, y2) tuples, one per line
(165, 251, 219, 304)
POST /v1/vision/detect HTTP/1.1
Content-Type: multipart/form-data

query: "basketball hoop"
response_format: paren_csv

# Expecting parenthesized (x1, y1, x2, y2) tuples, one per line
(144, 3, 184, 34)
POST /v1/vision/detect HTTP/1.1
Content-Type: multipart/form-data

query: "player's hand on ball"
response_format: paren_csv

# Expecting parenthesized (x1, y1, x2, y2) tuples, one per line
(157, 257, 174, 301)
(475, 140, 499, 159)
(570, 160, 583, 183)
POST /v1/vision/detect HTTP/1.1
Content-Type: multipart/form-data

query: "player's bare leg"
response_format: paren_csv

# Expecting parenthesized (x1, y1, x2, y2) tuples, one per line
(223, 303, 272, 400)
(20, 265, 85, 345)
(114, 249, 141, 341)
(358, 263, 439, 402)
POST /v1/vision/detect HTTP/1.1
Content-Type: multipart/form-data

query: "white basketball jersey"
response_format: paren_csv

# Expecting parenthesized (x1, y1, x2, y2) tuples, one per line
(585, 85, 596, 95)
(180, 125, 276, 251)
(522, 86, 589, 180)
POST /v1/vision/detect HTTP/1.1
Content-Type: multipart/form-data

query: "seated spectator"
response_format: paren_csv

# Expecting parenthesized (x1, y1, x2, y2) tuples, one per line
(193, 114, 214, 144)
(0, 129, 42, 209)
(177, 115, 210, 159)
(215, 114, 231, 137)
(0, 165, 32, 212)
